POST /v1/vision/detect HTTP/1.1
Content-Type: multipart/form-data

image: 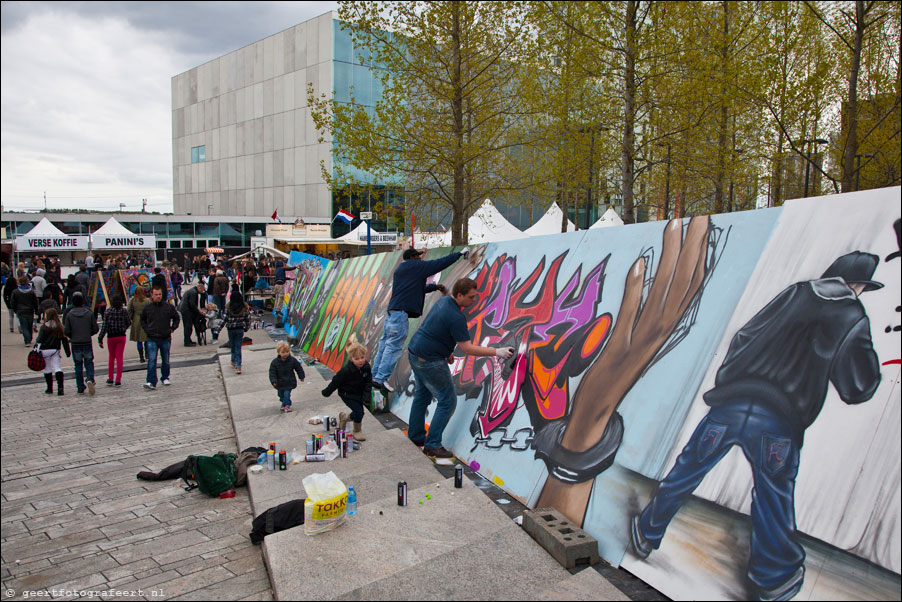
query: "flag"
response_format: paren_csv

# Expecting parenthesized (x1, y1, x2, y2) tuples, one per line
(336, 209, 355, 224)
(271, 209, 281, 224)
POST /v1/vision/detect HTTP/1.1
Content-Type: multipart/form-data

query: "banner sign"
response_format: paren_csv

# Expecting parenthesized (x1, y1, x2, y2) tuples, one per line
(358, 231, 398, 244)
(16, 235, 89, 251)
(91, 234, 156, 250)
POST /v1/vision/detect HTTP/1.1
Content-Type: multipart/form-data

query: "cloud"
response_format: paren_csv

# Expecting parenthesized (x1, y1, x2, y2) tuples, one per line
(1, 1, 336, 212)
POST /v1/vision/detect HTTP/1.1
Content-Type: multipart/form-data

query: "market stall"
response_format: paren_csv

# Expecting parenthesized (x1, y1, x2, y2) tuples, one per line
(14, 218, 90, 266)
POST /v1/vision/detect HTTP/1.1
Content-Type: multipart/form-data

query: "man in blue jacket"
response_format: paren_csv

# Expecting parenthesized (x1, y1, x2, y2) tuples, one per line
(371, 247, 469, 395)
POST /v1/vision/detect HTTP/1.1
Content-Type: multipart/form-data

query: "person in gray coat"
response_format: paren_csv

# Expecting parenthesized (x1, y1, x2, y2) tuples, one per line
(64, 292, 99, 395)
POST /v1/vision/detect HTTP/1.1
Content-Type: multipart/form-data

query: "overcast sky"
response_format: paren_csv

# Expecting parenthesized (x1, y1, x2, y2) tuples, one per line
(1, 1, 337, 214)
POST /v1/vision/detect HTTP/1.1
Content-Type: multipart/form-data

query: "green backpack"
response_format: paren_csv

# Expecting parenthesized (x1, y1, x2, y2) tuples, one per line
(181, 452, 238, 497)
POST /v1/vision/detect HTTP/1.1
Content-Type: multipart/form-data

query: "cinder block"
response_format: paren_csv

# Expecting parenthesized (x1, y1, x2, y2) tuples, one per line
(522, 507, 600, 569)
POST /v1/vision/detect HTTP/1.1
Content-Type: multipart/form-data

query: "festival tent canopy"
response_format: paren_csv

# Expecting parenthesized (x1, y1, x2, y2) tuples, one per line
(338, 222, 398, 245)
(15, 218, 89, 251)
(524, 202, 576, 236)
(590, 207, 625, 229)
(91, 217, 156, 250)
(418, 199, 530, 248)
(229, 244, 290, 262)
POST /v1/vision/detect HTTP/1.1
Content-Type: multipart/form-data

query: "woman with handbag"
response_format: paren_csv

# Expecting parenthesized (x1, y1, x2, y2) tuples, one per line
(35, 307, 70, 395)
(98, 294, 131, 387)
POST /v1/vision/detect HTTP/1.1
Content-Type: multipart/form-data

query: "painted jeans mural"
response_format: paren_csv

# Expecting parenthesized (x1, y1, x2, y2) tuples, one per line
(285, 189, 902, 601)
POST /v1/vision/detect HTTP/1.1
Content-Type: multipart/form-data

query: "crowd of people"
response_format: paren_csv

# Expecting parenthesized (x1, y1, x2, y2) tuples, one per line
(1, 251, 277, 395)
(5, 247, 512, 463)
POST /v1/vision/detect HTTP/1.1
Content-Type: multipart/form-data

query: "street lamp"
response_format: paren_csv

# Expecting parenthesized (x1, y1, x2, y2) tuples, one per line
(798, 138, 828, 198)
(854, 153, 874, 191)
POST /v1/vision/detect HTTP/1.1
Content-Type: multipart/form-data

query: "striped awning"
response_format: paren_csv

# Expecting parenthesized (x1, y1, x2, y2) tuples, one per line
(205, 247, 225, 254)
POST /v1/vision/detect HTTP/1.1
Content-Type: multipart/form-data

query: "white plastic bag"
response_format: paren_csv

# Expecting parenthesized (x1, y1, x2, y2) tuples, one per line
(321, 440, 340, 461)
(303, 471, 348, 535)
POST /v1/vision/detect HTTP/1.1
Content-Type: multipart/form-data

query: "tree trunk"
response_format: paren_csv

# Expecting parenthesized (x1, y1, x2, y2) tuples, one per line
(841, 0, 864, 193)
(450, 3, 467, 245)
(621, 0, 638, 224)
(714, 2, 730, 214)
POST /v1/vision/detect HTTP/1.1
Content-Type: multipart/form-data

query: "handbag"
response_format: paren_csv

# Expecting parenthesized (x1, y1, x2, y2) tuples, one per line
(27, 345, 46, 372)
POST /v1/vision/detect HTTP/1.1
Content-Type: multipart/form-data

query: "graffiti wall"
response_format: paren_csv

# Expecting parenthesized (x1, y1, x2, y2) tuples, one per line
(285, 189, 901, 601)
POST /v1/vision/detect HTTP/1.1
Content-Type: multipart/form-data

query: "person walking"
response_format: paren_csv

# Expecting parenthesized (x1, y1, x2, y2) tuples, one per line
(64, 292, 99, 395)
(141, 287, 180, 390)
(35, 307, 70, 396)
(269, 342, 305, 413)
(10, 275, 39, 345)
(406, 277, 513, 458)
(31, 268, 48, 299)
(221, 287, 251, 374)
(3, 271, 18, 333)
(178, 280, 206, 346)
(127, 286, 151, 362)
(170, 265, 184, 303)
(370, 247, 469, 395)
(98, 294, 130, 387)
(211, 269, 229, 313)
(321, 341, 373, 441)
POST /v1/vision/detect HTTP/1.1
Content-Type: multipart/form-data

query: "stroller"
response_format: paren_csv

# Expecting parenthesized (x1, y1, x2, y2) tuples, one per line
(197, 304, 222, 345)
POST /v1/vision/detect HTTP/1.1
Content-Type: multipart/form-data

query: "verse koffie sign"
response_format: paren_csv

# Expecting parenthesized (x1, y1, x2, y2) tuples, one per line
(17, 235, 89, 250)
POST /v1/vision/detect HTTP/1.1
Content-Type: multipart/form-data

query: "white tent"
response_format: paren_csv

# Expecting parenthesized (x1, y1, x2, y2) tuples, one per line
(91, 217, 156, 250)
(590, 207, 625, 229)
(15, 218, 89, 251)
(229, 244, 289, 261)
(524, 202, 576, 236)
(418, 199, 529, 248)
(338, 222, 398, 245)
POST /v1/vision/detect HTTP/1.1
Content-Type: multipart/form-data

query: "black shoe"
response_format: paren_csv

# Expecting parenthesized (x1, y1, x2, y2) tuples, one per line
(630, 515, 653, 559)
(106, 379, 114, 386)
(423, 446, 454, 459)
(185, 341, 197, 347)
(410, 438, 425, 447)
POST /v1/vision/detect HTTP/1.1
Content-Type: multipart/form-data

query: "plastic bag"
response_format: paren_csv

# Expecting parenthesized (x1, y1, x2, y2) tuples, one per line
(321, 440, 340, 461)
(303, 471, 347, 535)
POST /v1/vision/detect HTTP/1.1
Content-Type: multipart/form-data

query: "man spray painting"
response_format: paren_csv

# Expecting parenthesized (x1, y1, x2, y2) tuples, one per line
(630, 251, 883, 601)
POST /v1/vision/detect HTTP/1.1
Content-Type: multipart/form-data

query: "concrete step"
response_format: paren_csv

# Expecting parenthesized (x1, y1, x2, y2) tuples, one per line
(535, 567, 631, 601)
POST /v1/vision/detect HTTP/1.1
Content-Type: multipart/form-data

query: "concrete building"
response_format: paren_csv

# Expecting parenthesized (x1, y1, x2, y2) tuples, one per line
(172, 10, 391, 228)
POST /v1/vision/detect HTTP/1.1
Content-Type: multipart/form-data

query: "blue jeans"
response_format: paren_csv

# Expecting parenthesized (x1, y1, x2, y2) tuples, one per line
(278, 389, 292, 407)
(71, 343, 95, 392)
(214, 295, 225, 313)
(17, 314, 33, 344)
(371, 311, 409, 383)
(637, 402, 805, 589)
(407, 353, 457, 449)
(228, 328, 244, 367)
(340, 394, 365, 423)
(145, 339, 171, 386)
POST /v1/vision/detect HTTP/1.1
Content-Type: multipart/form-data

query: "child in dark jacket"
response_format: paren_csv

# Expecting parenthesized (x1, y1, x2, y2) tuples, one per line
(321, 342, 372, 441)
(269, 341, 305, 413)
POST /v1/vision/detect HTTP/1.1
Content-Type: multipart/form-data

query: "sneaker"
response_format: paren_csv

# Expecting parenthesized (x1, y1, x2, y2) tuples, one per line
(106, 379, 114, 386)
(423, 446, 454, 459)
(284, 406, 293, 412)
(373, 381, 391, 396)
(161, 378, 171, 386)
(630, 515, 653, 559)
(143, 382, 156, 391)
(87, 380, 95, 395)
(114, 382, 121, 387)
(382, 381, 395, 393)
(758, 567, 805, 602)
(235, 366, 241, 374)
(210, 338, 218, 344)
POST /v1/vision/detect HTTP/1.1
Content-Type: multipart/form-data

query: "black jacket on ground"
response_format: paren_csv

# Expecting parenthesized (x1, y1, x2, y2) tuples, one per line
(141, 300, 181, 340)
(322, 360, 373, 402)
(269, 356, 305, 390)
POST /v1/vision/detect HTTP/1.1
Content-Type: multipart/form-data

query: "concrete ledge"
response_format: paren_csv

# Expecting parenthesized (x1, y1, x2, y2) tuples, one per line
(523, 507, 601, 569)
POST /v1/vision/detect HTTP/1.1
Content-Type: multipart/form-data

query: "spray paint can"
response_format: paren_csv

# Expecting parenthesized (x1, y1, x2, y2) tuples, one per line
(266, 450, 275, 471)
(305, 454, 325, 462)
(398, 481, 407, 506)
(306, 440, 314, 455)
(340, 436, 348, 458)
(323, 416, 331, 432)
(454, 464, 463, 488)
(278, 450, 287, 470)
(346, 433, 354, 453)
(315, 434, 322, 452)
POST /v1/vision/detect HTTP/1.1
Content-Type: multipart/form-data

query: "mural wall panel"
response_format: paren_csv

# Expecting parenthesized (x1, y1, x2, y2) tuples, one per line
(284, 188, 901, 601)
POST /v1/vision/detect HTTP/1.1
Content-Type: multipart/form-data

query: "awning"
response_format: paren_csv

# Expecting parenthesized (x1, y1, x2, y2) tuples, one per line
(91, 217, 156, 249)
(205, 247, 225, 254)
(229, 245, 289, 261)
(15, 218, 89, 251)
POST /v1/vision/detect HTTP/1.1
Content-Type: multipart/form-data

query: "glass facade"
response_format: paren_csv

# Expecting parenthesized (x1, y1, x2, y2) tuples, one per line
(169, 222, 194, 238)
